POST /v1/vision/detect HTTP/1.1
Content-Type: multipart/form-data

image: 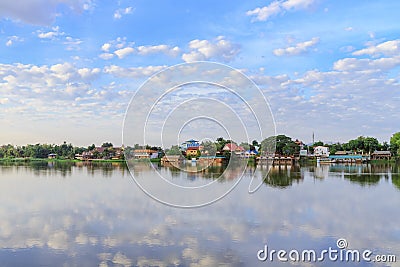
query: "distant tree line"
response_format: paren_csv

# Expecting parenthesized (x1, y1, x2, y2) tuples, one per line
(0, 142, 116, 159)
(259, 133, 400, 157)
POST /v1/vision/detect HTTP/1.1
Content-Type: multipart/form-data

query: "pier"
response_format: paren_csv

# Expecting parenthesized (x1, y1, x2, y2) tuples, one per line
(257, 157, 296, 165)
(328, 155, 369, 163)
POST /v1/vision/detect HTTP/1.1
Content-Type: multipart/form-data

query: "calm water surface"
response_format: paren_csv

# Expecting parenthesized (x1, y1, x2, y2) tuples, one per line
(0, 161, 399, 267)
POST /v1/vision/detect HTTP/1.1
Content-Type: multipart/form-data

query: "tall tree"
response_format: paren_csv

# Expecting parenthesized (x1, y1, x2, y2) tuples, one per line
(261, 135, 299, 156)
(390, 132, 400, 156)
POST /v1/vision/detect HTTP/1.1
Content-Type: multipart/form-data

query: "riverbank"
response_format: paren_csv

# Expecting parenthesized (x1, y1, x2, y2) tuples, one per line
(0, 157, 125, 163)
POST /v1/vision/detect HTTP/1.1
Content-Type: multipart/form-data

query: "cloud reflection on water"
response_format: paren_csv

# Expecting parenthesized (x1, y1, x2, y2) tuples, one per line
(0, 162, 399, 266)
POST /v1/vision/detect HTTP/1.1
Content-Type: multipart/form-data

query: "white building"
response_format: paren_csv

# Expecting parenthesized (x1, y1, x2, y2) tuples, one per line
(314, 146, 329, 157)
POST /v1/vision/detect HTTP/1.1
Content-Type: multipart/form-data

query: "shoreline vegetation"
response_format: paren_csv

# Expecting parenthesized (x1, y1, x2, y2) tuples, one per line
(1, 132, 400, 163)
(0, 157, 126, 163)
(0, 157, 397, 166)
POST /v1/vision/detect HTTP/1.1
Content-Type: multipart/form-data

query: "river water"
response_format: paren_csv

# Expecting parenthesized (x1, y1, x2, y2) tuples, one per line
(0, 161, 399, 266)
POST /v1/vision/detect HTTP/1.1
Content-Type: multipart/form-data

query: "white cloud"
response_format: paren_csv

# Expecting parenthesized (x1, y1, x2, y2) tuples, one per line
(0, 0, 92, 25)
(273, 37, 319, 56)
(137, 44, 180, 57)
(114, 47, 135, 59)
(333, 56, 400, 72)
(352, 39, 400, 57)
(101, 43, 112, 52)
(247, 0, 316, 21)
(103, 65, 166, 78)
(113, 6, 134, 19)
(77, 67, 101, 80)
(63, 36, 82, 51)
(99, 53, 114, 60)
(99, 38, 181, 59)
(99, 37, 137, 59)
(37, 26, 64, 40)
(182, 36, 240, 63)
(0, 62, 105, 108)
(281, 0, 316, 10)
(5, 35, 23, 46)
(246, 1, 282, 21)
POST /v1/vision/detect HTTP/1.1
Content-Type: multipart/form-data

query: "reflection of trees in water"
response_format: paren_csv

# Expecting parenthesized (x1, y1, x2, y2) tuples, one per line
(161, 162, 304, 186)
(327, 163, 395, 187)
(344, 173, 381, 186)
(392, 175, 400, 190)
(0, 161, 128, 177)
(263, 165, 303, 188)
(76, 161, 127, 178)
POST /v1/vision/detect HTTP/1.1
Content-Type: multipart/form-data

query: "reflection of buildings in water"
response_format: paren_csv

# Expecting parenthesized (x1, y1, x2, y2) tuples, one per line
(158, 161, 248, 181)
(328, 164, 369, 174)
(371, 163, 393, 176)
(314, 164, 330, 179)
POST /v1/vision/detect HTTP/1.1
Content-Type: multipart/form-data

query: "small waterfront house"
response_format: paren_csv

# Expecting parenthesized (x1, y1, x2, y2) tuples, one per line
(180, 139, 200, 157)
(112, 147, 124, 160)
(299, 149, 308, 156)
(244, 149, 258, 157)
(133, 149, 158, 159)
(314, 146, 330, 157)
(82, 151, 93, 160)
(371, 151, 391, 160)
(48, 153, 57, 159)
(186, 147, 199, 157)
(161, 155, 184, 165)
(222, 143, 245, 155)
(180, 139, 200, 150)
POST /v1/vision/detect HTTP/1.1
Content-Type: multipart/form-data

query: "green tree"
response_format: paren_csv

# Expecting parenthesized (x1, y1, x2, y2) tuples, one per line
(363, 137, 379, 154)
(381, 141, 390, 151)
(101, 142, 113, 148)
(201, 140, 217, 156)
(390, 132, 400, 156)
(93, 150, 100, 159)
(313, 141, 324, 146)
(328, 142, 343, 155)
(260, 136, 277, 155)
(276, 135, 298, 156)
(166, 145, 182, 155)
(215, 137, 229, 152)
(260, 135, 299, 156)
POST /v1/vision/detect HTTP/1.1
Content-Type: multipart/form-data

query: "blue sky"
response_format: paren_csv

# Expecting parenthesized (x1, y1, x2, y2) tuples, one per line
(0, 0, 399, 146)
